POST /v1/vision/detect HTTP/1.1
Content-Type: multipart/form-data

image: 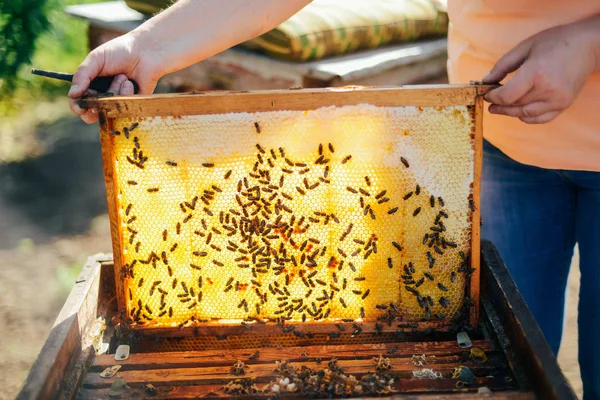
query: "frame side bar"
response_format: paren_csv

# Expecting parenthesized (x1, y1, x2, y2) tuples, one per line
(98, 111, 126, 314)
(468, 95, 483, 326)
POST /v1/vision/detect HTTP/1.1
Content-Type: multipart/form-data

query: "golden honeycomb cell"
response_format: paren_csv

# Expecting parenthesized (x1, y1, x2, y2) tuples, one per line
(108, 103, 475, 328)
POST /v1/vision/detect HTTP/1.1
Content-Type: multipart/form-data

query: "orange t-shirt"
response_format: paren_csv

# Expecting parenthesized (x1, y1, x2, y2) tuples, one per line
(447, 0, 600, 172)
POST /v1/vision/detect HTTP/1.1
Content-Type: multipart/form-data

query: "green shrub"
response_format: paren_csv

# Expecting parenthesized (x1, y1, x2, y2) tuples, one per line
(0, 0, 106, 116)
(0, 0, 52, 94)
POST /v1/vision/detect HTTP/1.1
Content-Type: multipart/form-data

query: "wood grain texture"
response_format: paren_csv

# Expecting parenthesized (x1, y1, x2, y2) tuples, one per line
(80, 85, 498, 118)
(480, 240, 577, 400)
(98, 111, 125, 313)
(468, 94, 484, 327)
(79, 386, 532, 400)
(91, 340, 496, 370)
(17, 254, 111, 400)
(84, 357, 508, 388)
(79, 382, 530, 400)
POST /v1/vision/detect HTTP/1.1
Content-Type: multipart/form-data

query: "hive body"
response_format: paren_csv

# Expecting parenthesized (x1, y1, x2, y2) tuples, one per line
(106, 101, 476, 329)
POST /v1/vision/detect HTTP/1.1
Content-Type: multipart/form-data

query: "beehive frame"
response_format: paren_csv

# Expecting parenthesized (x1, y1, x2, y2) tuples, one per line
(84, 85, 490, 337)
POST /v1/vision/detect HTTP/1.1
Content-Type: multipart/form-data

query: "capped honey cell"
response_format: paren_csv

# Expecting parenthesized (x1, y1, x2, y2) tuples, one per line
(107, 101, 476, 328)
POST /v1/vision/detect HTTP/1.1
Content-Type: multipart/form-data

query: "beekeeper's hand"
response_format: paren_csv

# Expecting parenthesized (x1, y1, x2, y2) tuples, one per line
(69, 0, 312, 124)
(483, 14, 600, 124)
(68, 32, 161, 124)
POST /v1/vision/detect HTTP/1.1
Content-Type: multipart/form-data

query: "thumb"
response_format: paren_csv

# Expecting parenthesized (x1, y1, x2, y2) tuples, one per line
(483, 41, 531, 84)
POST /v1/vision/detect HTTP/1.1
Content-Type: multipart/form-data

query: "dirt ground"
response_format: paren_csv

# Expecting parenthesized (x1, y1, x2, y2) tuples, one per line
(0, 112, 584, 399)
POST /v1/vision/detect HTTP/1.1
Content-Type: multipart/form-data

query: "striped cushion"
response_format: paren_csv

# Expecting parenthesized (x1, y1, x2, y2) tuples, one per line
(125, 0, 448, 61)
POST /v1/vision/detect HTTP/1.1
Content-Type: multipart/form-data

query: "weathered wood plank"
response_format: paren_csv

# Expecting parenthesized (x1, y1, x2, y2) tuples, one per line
(80, 85, 498, 118)
(98, 112, 126, 313)
(468, 94, 483, 327)
(79, 379, 524, 400)
(91, 340, 495, 370)
(480, 240, 576, 400)
(17, 254, 111, 400)
(84, 355, 507, 388)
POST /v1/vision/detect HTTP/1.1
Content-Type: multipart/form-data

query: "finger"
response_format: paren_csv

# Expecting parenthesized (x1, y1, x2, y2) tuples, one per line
(70, 87, 101, 115)
(484, 65, 535, 106)
(119, 80, 135, 95)
(69, 97, 85, 115)
(482, 40, 531, 84)
(80, 109, 99, 124)
(519, 111, 561, 124)
(488, 101, 551, 118)
(107, 74, 129, 94)
(69, 49, 105, 99)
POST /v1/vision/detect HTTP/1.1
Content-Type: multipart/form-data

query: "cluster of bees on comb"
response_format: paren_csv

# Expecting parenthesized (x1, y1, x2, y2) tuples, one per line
(110, 116, 476, 334)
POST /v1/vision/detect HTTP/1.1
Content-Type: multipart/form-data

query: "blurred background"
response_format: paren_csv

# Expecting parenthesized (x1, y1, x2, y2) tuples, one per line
(0, 0, 583, 398)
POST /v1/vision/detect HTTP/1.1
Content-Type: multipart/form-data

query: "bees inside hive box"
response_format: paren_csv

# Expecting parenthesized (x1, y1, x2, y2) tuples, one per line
(89, 86, 484, 334)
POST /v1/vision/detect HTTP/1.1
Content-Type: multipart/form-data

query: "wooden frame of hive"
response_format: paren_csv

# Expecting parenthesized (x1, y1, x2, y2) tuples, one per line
(82, 84, 492, 339)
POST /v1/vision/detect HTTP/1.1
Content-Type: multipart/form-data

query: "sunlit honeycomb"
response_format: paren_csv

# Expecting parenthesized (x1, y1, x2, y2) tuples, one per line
(106, 104, 476, 328)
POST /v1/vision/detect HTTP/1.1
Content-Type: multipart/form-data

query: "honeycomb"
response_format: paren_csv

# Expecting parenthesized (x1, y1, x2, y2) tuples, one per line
(106, 104, 476, 329)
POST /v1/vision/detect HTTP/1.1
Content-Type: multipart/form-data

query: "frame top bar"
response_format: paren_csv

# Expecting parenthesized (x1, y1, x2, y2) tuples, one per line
(81, 84, 497, 118)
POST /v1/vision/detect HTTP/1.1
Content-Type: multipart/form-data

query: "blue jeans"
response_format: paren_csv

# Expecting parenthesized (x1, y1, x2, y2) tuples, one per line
(481, 140, 600, 399)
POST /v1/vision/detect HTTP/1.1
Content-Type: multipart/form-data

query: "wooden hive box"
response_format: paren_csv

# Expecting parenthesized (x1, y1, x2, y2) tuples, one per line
(18, 86, 576, 399)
